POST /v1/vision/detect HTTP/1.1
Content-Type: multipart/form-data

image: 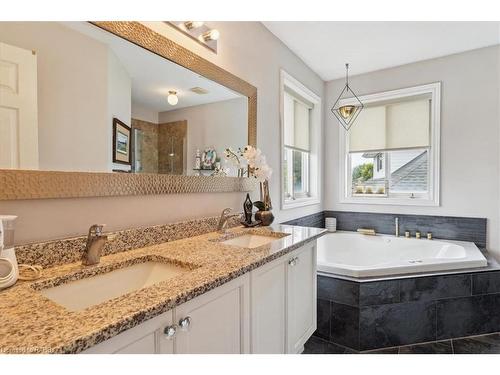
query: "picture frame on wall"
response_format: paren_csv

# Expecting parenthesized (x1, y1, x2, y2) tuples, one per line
(112, 118, 132, 165)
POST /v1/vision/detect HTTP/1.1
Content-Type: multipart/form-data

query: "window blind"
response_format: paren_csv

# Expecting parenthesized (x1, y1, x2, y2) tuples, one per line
(349, 97, 430, 153)
(284, 91, 311, 151)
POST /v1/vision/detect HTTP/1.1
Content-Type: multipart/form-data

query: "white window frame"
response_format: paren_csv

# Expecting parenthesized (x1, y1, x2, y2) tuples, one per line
(339, 82, 441, 207)
(280, 70, 322, 210)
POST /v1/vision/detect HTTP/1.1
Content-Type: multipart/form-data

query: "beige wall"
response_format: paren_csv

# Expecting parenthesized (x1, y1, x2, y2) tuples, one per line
(159, 97, 247, 174)
(132, 102, 159, 124)
(324, 46, 500, 256)
(2, 21, 324, 245)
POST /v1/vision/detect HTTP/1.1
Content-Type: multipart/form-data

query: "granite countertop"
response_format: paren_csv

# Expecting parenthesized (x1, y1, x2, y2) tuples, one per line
(0, 224, 326, 354)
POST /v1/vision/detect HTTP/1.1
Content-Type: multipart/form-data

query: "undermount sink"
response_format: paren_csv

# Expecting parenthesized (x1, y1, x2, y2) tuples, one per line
(221, 234, 282, 249)
(40, 262, 188, 312)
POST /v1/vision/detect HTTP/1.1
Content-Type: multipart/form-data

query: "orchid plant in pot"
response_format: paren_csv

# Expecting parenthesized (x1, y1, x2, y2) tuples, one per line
(224, 145, 274, 225)
(242, 146, 274, 226)
(224, 145, 274, 226)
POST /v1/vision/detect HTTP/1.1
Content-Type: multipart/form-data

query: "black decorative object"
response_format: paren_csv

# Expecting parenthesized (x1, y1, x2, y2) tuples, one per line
(243, 193, 253, 225)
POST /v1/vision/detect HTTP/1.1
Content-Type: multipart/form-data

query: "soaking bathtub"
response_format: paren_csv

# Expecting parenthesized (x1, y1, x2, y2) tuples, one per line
(317, 231, 488, 278)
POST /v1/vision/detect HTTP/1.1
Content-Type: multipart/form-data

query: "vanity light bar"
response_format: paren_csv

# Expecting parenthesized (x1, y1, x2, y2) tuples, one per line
(166, 21, 219, 53)
(184, 21, 204, 30)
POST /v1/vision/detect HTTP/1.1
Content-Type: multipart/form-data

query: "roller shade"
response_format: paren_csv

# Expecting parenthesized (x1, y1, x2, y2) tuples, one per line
(284, 91, 311, 151)
(349, 98, 430, 153)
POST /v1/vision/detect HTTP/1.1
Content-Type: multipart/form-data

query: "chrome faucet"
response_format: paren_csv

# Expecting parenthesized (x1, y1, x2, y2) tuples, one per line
(217, 208, 235, 234)
(395, 217, 399, 237)
(82, 224, 108, 266)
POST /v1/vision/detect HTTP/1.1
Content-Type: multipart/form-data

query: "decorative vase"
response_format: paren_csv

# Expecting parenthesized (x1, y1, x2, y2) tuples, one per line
(255, 210, 274, 226)
(260, 180, 272, 211)
(256, 180, 274, 226)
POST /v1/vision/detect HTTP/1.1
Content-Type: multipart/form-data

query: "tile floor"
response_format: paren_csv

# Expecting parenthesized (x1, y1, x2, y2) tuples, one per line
(303, 332, 500, 354)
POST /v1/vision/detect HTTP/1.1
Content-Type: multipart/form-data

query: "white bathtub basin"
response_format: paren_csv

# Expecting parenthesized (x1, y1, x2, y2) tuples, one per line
(317, 231, 487, 278)
(40, 261, 188, 311)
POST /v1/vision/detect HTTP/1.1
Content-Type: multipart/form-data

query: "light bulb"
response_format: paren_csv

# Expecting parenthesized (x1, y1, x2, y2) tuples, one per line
(338, 105, 356, 119)
(184, 21, 204, 30)
(167, 91, 178, 106)
(202, 29, 220, 42)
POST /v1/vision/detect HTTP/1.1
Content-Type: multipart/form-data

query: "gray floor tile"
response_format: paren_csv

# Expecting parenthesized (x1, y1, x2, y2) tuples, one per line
(399, 341, 453, 354)
(453, 333, 500, 354)
(361, 347, 399, 354)
(303, 336, 353, 354)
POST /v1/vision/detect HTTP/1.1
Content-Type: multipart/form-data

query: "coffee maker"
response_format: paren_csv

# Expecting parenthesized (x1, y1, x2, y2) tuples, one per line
(0, 215, 18, 290)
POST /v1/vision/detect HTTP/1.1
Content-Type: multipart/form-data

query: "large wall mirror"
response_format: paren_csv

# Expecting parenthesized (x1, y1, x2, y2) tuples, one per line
(0, 22, 256, 199)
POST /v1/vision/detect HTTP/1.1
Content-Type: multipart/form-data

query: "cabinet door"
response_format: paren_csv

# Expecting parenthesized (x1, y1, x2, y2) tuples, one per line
(83, 310, 174, 354)
(286, 243, 317, 354)
(115, 333, 156, 354)
(174, 274, 250, 354)
(250, 256, 286, 354)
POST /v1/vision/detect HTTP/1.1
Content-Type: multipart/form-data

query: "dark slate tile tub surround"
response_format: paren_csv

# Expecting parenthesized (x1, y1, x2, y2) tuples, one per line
(283, 211, 325, 229)
(324, 211, 487, 248)
(317, 271, 500, 351)
(284, 210, 495, 350)
(282, 210, 487, 247)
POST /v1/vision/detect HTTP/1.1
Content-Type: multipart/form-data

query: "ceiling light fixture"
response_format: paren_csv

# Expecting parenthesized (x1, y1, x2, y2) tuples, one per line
(202, 29, 220, 42)
(331, 63, 364, 131)
(167, 91, 178, 106)
(167, 21, 219, 53)
(184, 21, 204, 30)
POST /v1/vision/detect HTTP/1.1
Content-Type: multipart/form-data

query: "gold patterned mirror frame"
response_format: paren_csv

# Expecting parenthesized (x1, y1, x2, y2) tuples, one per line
(0, 21, 257, 201)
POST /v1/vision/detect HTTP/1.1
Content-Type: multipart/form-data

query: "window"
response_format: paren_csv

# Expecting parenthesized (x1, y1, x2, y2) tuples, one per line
(281, 70, 321, 209)
(340, 83, 440, 206)
(283, 91, 311, 200)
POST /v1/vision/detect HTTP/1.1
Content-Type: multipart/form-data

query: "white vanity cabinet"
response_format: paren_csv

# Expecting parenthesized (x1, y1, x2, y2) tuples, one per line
(250, 242, 317, 354)
(286, 242, 317, 353)
(84, 274, 249, 354)
(168, 273, 250, 354)
(250, 254, 287, 353)
(83, 309, 174, 354)
(83, 241, 317, 354)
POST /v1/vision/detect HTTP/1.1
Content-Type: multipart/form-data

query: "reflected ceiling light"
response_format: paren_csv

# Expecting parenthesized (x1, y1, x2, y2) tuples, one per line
(331, 63, 364, 131)
(184, 21, 204, 30)
(167, 91, 178, 105)
(202, 29, 220, 42)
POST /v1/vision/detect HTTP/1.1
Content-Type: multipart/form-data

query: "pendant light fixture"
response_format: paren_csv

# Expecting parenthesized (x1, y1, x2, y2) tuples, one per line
(331, 63, 364, 131)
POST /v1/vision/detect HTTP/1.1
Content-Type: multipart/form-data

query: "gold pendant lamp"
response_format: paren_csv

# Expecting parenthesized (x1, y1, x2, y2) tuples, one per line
(331, 63, 364, 131)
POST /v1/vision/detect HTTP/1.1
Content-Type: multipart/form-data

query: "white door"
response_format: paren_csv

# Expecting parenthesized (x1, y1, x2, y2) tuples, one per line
(250, 256, 286, 353)
(286, 243, 317, 354)
(0, 42, 38, 169)
(174, 274, 250, 354)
